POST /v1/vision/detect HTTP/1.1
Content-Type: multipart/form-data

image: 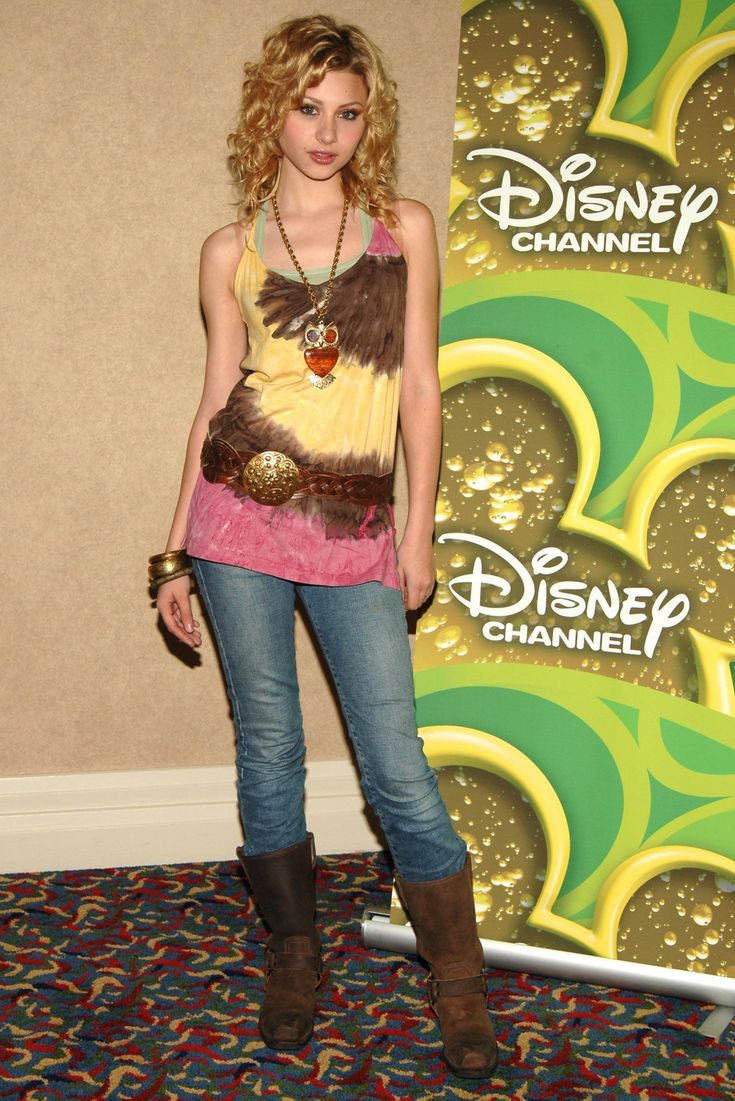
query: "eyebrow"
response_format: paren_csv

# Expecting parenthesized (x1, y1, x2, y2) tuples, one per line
(302, 96, 365, 108)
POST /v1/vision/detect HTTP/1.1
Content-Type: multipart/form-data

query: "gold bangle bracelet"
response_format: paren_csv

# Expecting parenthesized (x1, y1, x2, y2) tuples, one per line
(148, 549, 192, 585)
(149, 566, 194, 592)
(148, 549, 190, 565)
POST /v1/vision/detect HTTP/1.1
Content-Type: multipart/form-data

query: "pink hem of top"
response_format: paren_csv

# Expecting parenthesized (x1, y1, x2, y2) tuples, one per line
(185, 472, 401, 590)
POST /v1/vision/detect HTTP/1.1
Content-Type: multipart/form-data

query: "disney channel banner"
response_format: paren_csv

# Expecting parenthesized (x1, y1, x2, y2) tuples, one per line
(396, 0, 735, 982)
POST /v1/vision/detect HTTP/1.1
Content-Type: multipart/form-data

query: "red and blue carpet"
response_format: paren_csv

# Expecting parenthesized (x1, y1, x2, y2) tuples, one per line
(0, 853, 731, 1100)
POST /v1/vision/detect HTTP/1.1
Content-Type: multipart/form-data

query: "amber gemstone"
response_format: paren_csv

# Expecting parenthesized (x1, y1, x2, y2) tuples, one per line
(304, 346, 339, 377)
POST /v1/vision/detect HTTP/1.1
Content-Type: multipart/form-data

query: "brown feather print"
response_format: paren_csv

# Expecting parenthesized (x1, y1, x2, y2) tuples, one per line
(256, 253, 407, 377)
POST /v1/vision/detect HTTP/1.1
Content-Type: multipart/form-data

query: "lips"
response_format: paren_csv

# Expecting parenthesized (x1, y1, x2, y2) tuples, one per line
(309, 151, 337, 164)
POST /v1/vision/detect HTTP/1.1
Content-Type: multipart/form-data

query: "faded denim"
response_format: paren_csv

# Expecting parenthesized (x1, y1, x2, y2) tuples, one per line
(192, 558, 467, 882)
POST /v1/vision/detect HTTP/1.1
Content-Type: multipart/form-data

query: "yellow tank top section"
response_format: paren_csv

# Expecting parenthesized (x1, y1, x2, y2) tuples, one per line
(205, 205, 408, 537)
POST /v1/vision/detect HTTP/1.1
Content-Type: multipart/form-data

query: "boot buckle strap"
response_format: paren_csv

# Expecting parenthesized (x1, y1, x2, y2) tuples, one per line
(265, 947, 322, 979)
(427, 972, 487, 1010)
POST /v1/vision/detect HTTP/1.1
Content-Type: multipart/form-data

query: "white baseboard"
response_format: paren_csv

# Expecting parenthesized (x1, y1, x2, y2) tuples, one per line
(0, 760, 383, 873)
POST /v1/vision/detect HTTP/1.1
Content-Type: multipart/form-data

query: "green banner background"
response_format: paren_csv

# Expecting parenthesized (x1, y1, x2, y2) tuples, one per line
(398, 0, 735, 978)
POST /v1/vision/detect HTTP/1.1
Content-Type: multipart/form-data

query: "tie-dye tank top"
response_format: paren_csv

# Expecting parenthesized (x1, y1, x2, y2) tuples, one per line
(184, 203, 408, 588)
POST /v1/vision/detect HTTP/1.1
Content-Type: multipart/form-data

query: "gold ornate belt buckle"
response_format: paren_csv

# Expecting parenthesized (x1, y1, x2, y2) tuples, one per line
(242, 450, 300, 505)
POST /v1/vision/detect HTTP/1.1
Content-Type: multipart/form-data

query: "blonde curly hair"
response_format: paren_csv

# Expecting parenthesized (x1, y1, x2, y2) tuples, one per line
(228, 15, 399, 227)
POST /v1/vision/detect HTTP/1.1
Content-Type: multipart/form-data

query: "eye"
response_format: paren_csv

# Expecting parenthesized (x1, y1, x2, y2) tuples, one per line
(339, 109, 362, 121)
(299, 103, 318, 115)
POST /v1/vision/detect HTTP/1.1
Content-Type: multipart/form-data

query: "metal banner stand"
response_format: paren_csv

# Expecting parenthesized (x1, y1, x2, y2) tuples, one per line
(362, 907, 735, 1040)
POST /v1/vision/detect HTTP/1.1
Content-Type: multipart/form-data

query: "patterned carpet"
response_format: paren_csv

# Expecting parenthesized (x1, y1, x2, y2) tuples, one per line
(0, 852, 732, 1101)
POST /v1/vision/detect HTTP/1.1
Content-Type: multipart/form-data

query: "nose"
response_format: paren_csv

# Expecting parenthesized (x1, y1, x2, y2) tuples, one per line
(316, 114, 337, 145)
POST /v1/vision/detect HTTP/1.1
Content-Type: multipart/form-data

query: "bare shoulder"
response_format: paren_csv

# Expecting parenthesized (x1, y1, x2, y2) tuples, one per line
(200, 221, 248, 277)
(198, 222, 250, 303)
(388, 199, 438, 266)
(394, 198, 435, 230)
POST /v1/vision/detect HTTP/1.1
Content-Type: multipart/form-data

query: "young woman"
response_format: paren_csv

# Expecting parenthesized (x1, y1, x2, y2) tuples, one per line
(149, 15, 497, 1079)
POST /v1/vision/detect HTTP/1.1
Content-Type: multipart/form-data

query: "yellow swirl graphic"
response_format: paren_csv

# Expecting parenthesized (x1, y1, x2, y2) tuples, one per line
(422, 725, 735, 957)
(439, 338, 735, 569)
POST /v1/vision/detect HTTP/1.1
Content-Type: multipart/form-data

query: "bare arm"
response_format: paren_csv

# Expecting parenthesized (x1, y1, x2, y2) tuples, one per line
(156, 223, 249, 647)
(391, 199, 442, 611)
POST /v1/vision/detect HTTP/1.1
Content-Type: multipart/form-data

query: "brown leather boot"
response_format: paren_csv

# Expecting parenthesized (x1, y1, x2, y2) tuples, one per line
(395, 856, 498, 1078)
(237, 834, 322, 1050)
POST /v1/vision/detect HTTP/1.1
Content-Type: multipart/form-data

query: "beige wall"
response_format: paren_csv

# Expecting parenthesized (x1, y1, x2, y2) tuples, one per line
(2, 0, 460, 777)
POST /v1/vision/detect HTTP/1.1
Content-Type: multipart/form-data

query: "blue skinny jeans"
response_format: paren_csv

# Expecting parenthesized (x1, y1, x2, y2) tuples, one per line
(192, 559, 466, 883)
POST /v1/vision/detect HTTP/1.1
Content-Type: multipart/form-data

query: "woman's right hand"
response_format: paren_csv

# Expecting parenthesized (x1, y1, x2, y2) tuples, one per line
(156, 575, 202, 648)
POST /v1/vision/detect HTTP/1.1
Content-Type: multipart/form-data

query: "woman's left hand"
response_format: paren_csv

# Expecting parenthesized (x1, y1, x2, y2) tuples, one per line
(396, 532, 436, 610)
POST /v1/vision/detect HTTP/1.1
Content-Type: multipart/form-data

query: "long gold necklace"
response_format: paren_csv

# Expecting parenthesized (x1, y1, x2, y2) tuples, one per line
(271, 194, 349, 389)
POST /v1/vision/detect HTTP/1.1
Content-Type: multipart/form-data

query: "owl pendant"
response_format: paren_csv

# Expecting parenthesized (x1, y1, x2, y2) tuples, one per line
(304, 320, 339, 389)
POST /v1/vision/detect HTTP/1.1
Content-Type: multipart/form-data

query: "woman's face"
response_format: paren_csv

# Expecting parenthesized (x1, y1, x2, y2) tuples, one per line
(279, 68, 368, 181)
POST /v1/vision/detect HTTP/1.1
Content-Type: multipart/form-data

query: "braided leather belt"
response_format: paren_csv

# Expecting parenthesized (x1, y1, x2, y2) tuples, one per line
(201, 437, 393, 507)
